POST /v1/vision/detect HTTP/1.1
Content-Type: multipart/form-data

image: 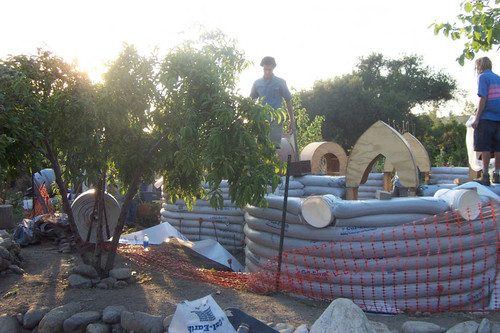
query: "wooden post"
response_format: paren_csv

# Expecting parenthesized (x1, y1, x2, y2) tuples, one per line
(346, 188, 358, 200)
(383, 172, 392, 192)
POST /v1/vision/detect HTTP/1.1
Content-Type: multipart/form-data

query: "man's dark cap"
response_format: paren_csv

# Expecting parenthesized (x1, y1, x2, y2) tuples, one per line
(260, 56, 276, 67)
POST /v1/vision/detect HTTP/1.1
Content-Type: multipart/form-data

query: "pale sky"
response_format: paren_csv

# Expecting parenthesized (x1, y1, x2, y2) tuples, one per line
(2, 0, 498, 114)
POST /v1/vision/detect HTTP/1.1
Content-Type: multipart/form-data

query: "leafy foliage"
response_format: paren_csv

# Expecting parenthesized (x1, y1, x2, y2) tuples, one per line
(298, 53, 457, 150)
(284, 95, 325, 151)
(432, 0, 500, 65)
(412, 114, 468, 167)
(0, 50, 102, 188)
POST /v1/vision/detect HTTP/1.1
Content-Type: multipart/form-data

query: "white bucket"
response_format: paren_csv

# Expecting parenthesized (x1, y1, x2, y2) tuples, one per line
(434, 189, 481, 221)
(301, 194, 339, 228)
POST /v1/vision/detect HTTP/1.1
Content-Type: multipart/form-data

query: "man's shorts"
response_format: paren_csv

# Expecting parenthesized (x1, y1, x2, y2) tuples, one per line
(269, 121, 284, 148)
(474, 119, 500, 152)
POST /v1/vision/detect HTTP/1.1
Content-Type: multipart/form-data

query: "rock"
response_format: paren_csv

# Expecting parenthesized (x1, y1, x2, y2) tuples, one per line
(0, 237, 12, 250)
(95, 282, 108, 289)
(8, 264, 24, 274)
(63, 311, 101, 333)
(69, 264, 99, 279)
(15, 312, 23, 324)
(0, 257, 9, 271)
(68, 274, 93, 289)
(310, 298, 376, 333)
(0, 246, 10, 260)
(38, 301, 82, 333)
(0, 230, 8, 238)
(400, 321, 444, 333)
(0, 314, 21, 333)
(478, 318, 492, 333)
(113, 280, 128, 289)
(102, 305, 126, 324)
(99, 277, 117, 289)
(121, 310, 164, 333)
(111, 323, 125, 333)
(23, 306, 51, 329)
(86, 322, 110, 333)
(163, 314, 173, 330)
(445, 320, 479, 333)
(109, 268, 132, 280)
(369, 320, 391, 333)
(293, 324, 309, 333)
(274, 323, 296, 333)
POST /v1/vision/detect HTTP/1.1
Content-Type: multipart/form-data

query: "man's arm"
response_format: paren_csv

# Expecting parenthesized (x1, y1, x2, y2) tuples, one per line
(286, 99, 295, 134)
(472, 96, 487, 129)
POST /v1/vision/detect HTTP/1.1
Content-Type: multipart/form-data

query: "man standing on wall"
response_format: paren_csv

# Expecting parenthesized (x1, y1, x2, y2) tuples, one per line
(472, 56, 500, 186)
(250, 56, 295, 148)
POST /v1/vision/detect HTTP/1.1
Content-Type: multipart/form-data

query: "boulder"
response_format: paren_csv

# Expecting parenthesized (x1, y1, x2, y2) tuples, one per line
(478, 318, 492, 333)
(109, 267, 132, 280)
(400, 321, 444, 333)
(68, 274, 92, 288)
(62, 310, 101, 333)
(0, 314, 21, 333)
(23, 306, 51, 329)
(86, 322, 110, 333)
(102, 305, 126, 324)
(310, 298, 376, 333)
(38, 301, 81, 333)
(121, 310, 164, 333)
(69, 264, 99, 279)
(446, 320, 479, 333)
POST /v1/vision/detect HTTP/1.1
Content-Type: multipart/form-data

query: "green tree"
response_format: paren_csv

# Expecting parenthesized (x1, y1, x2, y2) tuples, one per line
(412, 113, 468, 166)
(0, 50, 103, 264)
(432, 0, 500, 65)
(298, 53, 457, 150)
(1, 32, 282, 275)
(284, 95, 324, 151)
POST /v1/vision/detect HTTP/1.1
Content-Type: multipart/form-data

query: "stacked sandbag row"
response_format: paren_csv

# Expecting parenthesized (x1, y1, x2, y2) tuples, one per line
(271, 177, 305, 197)
(301, 195, 452, 228)
(246, 197, 499, 313)
(357, 173, 384, 199)
(429, 166, 469, 184)
(293, 175, 346, 198)
(160, 182, 245, 252)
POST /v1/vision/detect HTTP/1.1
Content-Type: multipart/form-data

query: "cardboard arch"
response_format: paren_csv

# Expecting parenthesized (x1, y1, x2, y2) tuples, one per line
(384, 132, 431, 173)
(345, 121, 419, 199)
(300, 141, 348, 175)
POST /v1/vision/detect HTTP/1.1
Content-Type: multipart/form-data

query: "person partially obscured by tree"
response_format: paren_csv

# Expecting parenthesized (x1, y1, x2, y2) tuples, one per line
(250, 56, 294, 148)
(471, 56, 500, 186)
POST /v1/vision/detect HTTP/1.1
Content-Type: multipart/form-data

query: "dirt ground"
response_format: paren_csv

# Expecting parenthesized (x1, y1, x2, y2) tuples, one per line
(1, 241, 500, 332)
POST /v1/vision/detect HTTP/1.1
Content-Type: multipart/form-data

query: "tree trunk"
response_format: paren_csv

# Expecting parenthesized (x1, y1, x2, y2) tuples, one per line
(104, 133, 169, 276)
(93, 173, 106, 277)
(43, 138, 90, 265)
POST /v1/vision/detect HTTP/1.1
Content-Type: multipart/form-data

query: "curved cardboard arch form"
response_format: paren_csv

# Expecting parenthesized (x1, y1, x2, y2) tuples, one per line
(384, 132, 431, 173)
(277, 137, 298, 162)
(346, 121, 419, 189)
(300, 141, 348, 175)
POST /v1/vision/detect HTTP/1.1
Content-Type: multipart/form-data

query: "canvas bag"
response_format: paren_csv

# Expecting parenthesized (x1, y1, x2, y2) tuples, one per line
(168, 295, 236, 333)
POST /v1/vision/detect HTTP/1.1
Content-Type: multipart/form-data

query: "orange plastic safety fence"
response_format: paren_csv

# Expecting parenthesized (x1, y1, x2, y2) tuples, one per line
(118, 243, 250, 291)
(247, 199, 500, 314)
(119, 199, 500, 314)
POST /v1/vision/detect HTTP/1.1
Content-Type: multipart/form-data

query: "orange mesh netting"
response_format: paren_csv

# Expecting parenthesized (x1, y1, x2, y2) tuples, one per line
(118, 243, 250, 291)
(120, 199, 500, 314)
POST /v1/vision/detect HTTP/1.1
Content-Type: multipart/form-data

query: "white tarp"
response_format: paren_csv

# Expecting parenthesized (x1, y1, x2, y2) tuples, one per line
(117, 222, 244, 272)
